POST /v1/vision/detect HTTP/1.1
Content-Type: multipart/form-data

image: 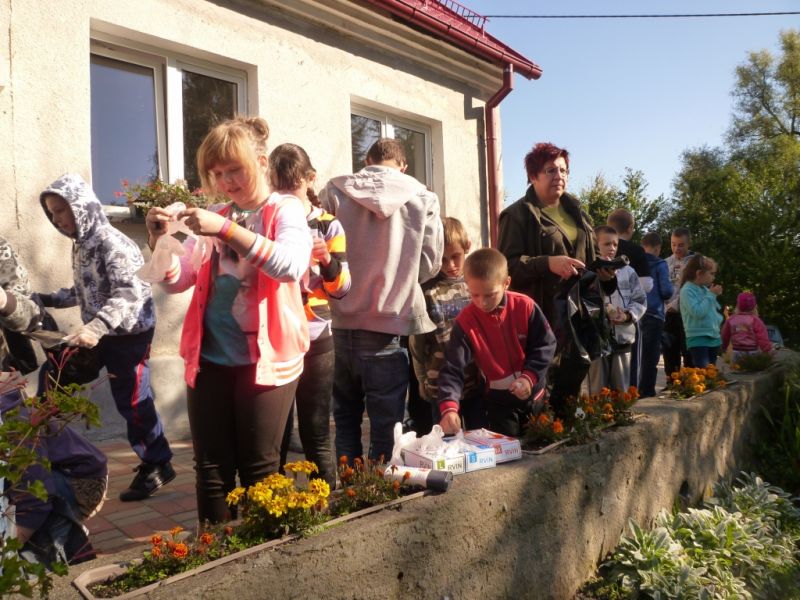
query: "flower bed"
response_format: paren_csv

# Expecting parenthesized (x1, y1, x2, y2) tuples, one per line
(77, 459, 420, 599)
(665, 365, 727, 398)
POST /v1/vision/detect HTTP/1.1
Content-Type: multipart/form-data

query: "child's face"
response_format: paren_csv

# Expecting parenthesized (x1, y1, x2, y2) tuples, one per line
(44, 194, 76, 237)
(441, 243, 468, 279)
(597, 231, 618, 260)
(211, 160, 255, 205)
(696, 262, 717, 286)
(671, 234, 690, 259)
(466, 274, 510, 313)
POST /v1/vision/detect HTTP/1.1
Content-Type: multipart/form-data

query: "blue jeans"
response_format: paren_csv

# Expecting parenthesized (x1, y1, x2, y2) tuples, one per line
(639, 315, 665, 397)
(332, 329, 409, 462)
(688, 345, 719, 368)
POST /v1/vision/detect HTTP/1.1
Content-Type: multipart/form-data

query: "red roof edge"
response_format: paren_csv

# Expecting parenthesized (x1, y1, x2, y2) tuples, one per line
(362, 0, 543, 80)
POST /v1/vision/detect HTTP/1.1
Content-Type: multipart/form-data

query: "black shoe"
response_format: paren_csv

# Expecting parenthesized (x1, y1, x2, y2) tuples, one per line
(119, 461, 176, 502)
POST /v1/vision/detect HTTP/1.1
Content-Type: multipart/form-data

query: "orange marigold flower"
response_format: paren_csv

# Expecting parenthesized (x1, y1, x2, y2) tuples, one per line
(537, 413, 551, 427)
(339, 456, 348, 465)
(602, 403, 613, 412)
(392, 480, 400, 492)
(552, 419, 564, 434)
(602, 413, 614, 423)
(346, 487, 357, 498)
(402, 471, 412, 481)
(150, 545, 163, 558)
(151, 534, 163, 546)
(199, 532, 214, 545)
(170, 542, 189, 559)
(169, 526, 184, 537)
(224, 526, 234, 537)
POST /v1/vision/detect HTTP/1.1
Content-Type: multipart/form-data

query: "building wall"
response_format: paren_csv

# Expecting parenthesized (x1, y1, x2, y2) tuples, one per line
(1, 0, 504, 437)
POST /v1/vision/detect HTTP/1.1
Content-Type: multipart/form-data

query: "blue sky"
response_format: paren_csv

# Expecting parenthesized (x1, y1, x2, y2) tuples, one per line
(464, 0, 799, 205)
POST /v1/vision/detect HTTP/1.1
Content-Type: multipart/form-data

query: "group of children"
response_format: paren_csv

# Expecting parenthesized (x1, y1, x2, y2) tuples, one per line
(1, 123, 776, 568)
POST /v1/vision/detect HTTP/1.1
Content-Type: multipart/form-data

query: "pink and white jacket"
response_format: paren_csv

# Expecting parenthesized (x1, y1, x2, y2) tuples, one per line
(721, 312, 772, 354)
(161, 193, 311, 388)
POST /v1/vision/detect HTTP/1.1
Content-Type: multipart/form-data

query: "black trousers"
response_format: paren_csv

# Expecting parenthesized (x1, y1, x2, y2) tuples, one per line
(187, 362, 297, 524)
(662, 311, 693, 378)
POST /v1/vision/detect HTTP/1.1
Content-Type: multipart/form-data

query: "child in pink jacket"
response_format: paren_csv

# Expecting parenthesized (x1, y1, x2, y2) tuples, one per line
(721, 292, 773, 362)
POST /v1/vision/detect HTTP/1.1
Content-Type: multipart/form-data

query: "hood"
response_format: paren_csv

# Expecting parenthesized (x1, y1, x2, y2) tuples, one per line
(40, 173, 109, 241)
(329, 166, 427, 219)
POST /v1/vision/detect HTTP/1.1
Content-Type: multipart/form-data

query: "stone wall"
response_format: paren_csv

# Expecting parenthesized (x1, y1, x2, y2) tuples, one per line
(58, 356, 794, 600)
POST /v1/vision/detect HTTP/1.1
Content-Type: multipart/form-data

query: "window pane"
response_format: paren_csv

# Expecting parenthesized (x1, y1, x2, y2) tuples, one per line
(90, 54, 159, 205)
(182, 70, 237, 190)
(393, 125, 427, 185)
(351, 115, 381, 172)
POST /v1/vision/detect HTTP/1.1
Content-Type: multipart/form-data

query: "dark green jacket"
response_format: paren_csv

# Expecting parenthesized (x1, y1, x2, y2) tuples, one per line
(498, 187, 599, 328)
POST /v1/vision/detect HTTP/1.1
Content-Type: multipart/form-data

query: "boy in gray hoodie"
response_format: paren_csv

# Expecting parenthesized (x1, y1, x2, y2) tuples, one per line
(38, 173, 173, 501)
(321, 139, 443, 462)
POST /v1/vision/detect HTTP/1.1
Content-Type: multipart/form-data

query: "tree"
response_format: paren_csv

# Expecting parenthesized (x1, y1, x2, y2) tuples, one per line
(667, 30, 800, 344)
(579, 169, 665, 242)
(729, 29, 800, 148)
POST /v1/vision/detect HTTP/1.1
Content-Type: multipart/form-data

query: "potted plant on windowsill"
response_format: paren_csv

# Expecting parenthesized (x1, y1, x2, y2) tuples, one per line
(116, 179, 209, 218)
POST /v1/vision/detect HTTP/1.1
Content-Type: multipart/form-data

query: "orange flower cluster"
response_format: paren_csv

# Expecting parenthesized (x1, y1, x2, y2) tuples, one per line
(667, 366, 726, 399)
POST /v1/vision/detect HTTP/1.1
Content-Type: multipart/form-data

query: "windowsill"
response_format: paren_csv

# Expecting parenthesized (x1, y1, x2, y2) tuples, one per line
(103, 204, 144, 224)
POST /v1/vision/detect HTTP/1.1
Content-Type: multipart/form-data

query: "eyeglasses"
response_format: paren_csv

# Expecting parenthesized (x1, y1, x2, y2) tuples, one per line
(543, 166, 569, 178)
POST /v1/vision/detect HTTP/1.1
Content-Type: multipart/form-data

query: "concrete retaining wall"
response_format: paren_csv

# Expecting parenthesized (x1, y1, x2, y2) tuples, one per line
(57, 356, 794, 600)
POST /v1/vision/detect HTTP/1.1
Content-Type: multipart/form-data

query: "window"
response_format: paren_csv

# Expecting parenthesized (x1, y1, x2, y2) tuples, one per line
(350, 108, 432, 187)
(90, 40, 246, 212)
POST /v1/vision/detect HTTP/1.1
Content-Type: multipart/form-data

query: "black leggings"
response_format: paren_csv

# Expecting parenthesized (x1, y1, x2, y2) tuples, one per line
(187, 362, 297, 524)
(280, 336, 336, 487)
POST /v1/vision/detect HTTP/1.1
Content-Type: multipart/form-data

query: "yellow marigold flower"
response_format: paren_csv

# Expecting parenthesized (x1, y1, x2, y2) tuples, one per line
(309, 478, 331, 499)
(284, 460, 320, 475)
(287, 492, 300, 509)
(262, 473, 293, 490)
(226, 487, 246, 506)
(693, 384, 705, 394)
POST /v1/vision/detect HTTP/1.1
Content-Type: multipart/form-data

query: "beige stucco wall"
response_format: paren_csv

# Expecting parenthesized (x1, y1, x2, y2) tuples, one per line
(1, 0, 507, 436)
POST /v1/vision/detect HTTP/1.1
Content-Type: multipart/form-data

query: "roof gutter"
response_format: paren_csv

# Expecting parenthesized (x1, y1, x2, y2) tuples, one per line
(361, 0, 542, 80)
(486, 64, 513, 247)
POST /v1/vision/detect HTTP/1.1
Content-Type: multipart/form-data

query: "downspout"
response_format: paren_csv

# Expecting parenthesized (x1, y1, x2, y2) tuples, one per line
(486, 64, 513, 247)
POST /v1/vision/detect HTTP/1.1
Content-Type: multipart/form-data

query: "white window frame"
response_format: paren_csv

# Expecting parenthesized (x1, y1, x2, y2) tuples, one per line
(90, 36, 247, 219)
(350, 105, 433, 188)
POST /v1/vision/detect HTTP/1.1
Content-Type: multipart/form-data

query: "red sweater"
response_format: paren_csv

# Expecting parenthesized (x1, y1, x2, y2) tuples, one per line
(437, 291, 556, 417)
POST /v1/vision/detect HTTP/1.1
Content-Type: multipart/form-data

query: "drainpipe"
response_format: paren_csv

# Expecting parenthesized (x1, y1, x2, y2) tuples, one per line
(486, 64, 513, 247)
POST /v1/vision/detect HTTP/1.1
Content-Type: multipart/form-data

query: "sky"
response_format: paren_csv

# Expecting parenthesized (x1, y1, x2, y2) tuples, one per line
(463, 0, 799, 205)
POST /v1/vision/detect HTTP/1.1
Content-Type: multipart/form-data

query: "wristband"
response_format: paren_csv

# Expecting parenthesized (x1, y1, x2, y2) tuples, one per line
(219, 219, 238, 242)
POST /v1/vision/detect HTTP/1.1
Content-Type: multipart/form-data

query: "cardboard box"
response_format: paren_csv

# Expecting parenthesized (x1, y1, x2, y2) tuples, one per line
(402, 448, 465, 475)
(465, 429, 522, 463)
(462, 443, 497, 472)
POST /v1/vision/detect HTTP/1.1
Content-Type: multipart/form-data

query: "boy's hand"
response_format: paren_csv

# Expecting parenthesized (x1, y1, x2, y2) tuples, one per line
(178, 208, 226, 237)
(439, 412, 462, 435)
(65, 318, 108, 349)
(509, 377, 532, 400)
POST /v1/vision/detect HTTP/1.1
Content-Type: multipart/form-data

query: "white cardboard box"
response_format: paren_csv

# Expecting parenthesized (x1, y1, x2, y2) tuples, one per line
(402, 448, 466, 475)
(462, 443, 497, 472)
(464, 429, 522, 463)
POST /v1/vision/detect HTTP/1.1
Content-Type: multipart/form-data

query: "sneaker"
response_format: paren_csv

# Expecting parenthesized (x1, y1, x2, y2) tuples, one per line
(119, 461, 176, 502)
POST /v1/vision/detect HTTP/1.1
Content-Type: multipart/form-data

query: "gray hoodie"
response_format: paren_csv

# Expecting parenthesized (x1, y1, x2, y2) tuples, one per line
(39, 174, 155, 335)
(321, 166, 443, 335)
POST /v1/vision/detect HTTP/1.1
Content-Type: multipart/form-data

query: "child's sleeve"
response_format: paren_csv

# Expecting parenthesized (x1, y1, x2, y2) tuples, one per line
(0, 240, 42, 332)
(418, 192, 443, 285)
(522, 303, 557, 399)
(36, 287, 79, 309)
(720, 319, 732, 351)
(680, 284, 716, 318)
(437, 321, 472, 418)
(625, 271, 647, 323)
(753, 317, 773, 353)
(244, 198, 311, 282)
(658, 261, 674, 301)
(318, 216, 351, 299)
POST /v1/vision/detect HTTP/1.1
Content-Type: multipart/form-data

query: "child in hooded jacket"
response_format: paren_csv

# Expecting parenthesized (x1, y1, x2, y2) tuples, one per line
(38, 174, 173, 502)
(721, 291, 773, 363)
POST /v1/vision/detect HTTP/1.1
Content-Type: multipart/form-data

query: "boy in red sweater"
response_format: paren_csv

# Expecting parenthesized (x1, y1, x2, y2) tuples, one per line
(437, 248, 556, 437)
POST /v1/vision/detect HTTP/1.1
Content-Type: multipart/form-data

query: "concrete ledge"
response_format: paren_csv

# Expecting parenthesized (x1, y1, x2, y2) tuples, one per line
(56, 354, 793, 600)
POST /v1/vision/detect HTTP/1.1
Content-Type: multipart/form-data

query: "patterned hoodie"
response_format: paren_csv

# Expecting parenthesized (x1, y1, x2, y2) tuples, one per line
(0, 236, 42, 332)
(39, 174, 155, 335)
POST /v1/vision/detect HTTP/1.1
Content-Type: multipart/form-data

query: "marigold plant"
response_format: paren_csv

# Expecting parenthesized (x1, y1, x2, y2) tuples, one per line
(522, 404, 567, 448)
(667, 366, 726, 399)
(117, 178, 209, 211)
(331, 457, 404, 515)
(731, 351, 774, 373)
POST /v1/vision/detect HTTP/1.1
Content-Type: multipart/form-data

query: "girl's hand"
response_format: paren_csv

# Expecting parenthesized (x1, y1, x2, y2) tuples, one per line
(439, 412, 462, 435)
(509, 377, 532, 400)
(710, 284, 723, 296)
(311, 235, 331, 266)
(548, 255, 585, 279)
(178, 208, 226, 237)
(145, 207, 174, 239)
